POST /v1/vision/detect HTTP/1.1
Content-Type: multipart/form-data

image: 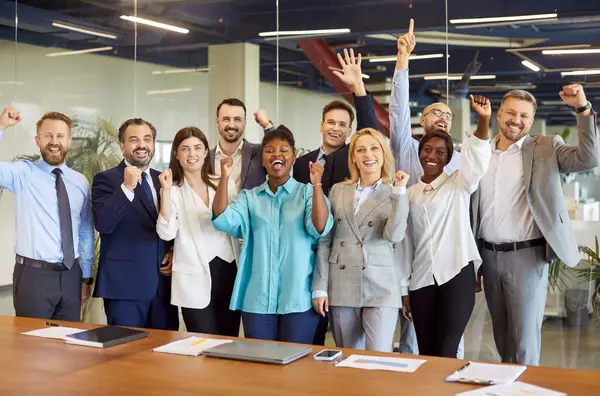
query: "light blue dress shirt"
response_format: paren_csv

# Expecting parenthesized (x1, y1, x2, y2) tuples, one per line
(0, 133, 95, 277)
(212, 177, 334, 315)
(389, 68, 461, 187)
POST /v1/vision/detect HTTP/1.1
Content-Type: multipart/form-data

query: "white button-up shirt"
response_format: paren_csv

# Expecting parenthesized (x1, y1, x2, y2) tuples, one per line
(400, 135, 491, 294)
(214, 140, 244, 201)
(478, 135, 542, 243)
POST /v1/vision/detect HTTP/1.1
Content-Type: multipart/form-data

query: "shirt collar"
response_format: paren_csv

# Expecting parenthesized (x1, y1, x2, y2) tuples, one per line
(419, 171, 448, 192)
(491, 134, 528, 152)
(257, 176, 298, 197)
(317, 147, 327, 162)
(37, 158, 68, 174)
(356, 178, 383, 192)
(216, 139, 244, 157)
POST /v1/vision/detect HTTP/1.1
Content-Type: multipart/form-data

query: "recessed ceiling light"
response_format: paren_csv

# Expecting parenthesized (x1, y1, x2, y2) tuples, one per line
(543, 49, 600, 55)
(450, 13, 557, 24)
(46, 46, 113, 57)
(52, 22, 117, 39)
(258, 28, 350, 37)
(120, 15, 189, 34)
(521, 60, 541, 72)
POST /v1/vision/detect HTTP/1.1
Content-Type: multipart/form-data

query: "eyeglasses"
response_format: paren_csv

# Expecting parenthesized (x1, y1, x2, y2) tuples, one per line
(424, 108, 455, 121)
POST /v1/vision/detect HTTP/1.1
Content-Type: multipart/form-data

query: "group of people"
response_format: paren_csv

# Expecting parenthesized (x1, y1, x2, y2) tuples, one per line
(0, 18, 597, 367)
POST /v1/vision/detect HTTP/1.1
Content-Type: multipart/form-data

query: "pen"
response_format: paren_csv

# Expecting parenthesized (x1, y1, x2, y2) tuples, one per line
(333, 355, 348, 365)
(191, 338, 207, 346)
(456, 361, 471, 372)
(44, 322, 61, 327)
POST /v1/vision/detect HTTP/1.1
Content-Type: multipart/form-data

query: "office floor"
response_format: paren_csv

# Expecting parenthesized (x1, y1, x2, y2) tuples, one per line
(2, 288, 599, 371)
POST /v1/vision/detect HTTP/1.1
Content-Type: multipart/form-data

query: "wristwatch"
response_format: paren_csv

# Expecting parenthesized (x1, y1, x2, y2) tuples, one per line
(576, 102, 592, 113)
(82, 277, 93, 285)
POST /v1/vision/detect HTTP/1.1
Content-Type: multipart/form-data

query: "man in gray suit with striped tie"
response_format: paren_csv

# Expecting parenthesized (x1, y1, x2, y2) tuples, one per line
(471, 85, 598, 366)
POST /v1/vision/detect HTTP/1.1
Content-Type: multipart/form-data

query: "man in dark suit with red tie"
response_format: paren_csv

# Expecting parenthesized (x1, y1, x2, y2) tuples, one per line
(92, 118, 178, 330)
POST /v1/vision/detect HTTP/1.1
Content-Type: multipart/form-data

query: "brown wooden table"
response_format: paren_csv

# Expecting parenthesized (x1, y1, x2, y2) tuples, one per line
(2, 316, 599, 395)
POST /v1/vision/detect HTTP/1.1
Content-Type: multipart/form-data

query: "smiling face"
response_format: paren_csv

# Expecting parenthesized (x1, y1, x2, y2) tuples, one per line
(36, 119, 72, 166)
(420, 103, 454, 134)
(352, 134, 384, 180)
(216, 103, 246, 144)
(497, 97, 535, 143)
(320, 108, 351, 152)
(419, 137, 449, 181)
(262, 138, 296, 181)
(120, 124, 155, 169)
(175, 136, 207, 174)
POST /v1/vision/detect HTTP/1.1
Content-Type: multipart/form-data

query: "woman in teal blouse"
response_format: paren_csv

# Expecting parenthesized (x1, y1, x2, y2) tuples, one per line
(212, 125, 334, 343)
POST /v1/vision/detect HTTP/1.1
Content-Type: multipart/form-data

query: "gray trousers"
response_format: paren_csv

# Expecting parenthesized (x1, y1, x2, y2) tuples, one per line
(329, 306, 399, 352)
(13, 262, 82, 322)
(481, 245, 548, 366)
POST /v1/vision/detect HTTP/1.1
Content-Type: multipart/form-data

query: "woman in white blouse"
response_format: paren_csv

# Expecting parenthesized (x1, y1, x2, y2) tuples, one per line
(156, 127, 240, 336)
(400, 95, 492, 358)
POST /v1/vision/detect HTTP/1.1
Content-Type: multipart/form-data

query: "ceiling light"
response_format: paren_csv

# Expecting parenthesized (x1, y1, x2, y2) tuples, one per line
(259, 28, 350, 37)
(120, 15, 189, 34)
(147, 88, 192, 95)
(369, 53, 445, 63)
(561, 69, 600, 76)
(506, 44, 591, 53)
(46, 46, 113, 57)
(543, 49, 600, 55)
(423, 74, 496, 81)
(52, 22, 117, 39)
(152, 67, 210, 75)
(450, 13, 557, 24)
(521, 60, 541, 72)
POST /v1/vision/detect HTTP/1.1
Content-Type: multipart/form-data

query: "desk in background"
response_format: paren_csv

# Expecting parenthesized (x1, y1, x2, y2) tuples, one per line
(1, 316, 599, 396)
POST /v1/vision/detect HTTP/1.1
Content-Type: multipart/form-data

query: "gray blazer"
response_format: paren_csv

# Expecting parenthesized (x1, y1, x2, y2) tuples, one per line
(313, 182, 409, 308)
(211, 139, 266, 191)
(471, 113, 599, 267)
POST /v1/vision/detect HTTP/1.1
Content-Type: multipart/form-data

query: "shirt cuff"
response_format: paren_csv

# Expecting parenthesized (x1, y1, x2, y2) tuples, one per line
(121, 183, 135, 202)
(391, 186, 407, 195)
(400, 286, 409, 296)
(312, 290, 328, 299)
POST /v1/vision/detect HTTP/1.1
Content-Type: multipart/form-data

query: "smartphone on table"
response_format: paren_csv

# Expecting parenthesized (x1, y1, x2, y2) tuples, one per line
(313, 349, 342, 361)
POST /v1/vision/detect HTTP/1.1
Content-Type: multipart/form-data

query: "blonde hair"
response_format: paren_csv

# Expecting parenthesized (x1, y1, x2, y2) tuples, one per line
(36, 112, 72, 134)
(346, 128, 396, 185)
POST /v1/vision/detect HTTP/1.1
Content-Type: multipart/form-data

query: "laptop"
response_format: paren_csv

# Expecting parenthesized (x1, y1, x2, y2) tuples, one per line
(202, 341, 311, 365)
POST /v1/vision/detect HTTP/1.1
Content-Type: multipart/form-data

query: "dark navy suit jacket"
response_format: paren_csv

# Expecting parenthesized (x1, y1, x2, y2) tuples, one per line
(91, 161, 171, 301)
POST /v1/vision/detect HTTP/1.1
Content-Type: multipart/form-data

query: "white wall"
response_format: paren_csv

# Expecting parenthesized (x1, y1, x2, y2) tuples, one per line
(0, 40, 338, 286)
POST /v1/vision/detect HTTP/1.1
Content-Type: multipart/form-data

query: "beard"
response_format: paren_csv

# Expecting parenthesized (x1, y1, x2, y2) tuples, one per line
(125, 147, 154, 168)
(220, 127, 243, 143)
(499, 122, 527, 142)
(41, 145, 67, 166)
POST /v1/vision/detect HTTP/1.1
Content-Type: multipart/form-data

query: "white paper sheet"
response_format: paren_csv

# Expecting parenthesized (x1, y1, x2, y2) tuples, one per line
(21, 327, 85, 340)
(446, 362, 527, 385)
(153, 336, 233, 357)
(335, 354, 427, 373)
(457, 381, 566, 396)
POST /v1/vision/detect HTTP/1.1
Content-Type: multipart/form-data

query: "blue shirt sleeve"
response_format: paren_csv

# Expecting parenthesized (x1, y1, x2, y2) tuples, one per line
(0, 160, 30, 193)
(78, 183, 95, 278)
(212, 190, 251, 240)
(303, 184, 334, 239)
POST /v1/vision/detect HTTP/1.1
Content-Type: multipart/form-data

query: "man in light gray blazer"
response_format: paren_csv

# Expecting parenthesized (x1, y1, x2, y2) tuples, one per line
(471, 84, 598, 366)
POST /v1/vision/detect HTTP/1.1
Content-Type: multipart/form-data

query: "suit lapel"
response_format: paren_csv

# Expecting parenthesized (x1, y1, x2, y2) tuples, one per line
(240, 140, 253, 190)
(355, 184, 390, 227)
(521, 135, 535, 194)
(342, 183, 361, 240)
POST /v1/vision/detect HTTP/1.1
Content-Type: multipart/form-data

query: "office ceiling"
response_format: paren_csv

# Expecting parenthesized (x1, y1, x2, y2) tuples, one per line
(2, 0, 600, 125)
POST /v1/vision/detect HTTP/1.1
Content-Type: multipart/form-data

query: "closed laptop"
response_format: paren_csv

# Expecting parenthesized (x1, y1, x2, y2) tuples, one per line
(203, 341, 311, 365)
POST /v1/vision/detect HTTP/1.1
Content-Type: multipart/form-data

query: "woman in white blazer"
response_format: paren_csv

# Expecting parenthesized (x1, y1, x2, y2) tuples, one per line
(156, 127, 240, 336)
(313, 128, 410, 352)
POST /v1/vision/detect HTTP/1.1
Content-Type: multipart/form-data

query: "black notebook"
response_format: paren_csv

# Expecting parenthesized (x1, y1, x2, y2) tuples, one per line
(64, 326, 148, 348)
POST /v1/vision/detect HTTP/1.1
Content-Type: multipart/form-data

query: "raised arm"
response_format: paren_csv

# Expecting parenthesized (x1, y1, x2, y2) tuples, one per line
(332, 48, 378, 131)
(554, 84, 599, 172)
(383, 171, 410, 242)
(390, 19, 422, 185)
(458, 95, 492, 193)
(307, 161, 331, 234)
(0, 107, 28, 192)
(254, 109, 275, 133)
(156, 168, 179, 241)
(212, 158, 250, 239)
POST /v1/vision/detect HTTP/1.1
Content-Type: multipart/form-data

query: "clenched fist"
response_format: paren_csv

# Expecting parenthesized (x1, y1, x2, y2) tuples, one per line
(397, 18, 416, 56)
(0, 107, 21, 130)
(559, 84, 588, 109)
(470, 95, 492, 119)
(123, 166, 142, 192)
(158, 168, 173, 190)
(253, 110, 270, 128)
(220, 157, 233, 179)
(394, 170, 410, 187)
(309, 161, 325, 186)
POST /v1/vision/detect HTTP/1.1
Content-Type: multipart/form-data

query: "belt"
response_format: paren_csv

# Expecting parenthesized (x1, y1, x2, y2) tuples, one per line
(482, 238, 545, 252)
(15, 255, 68, 271)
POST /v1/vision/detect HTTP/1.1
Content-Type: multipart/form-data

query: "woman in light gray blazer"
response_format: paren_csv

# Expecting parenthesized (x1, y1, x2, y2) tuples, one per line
(312, 127, 409, 352)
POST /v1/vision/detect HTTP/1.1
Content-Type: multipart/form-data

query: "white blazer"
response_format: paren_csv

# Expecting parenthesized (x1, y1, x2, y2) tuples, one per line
(156, 178, 240, 309)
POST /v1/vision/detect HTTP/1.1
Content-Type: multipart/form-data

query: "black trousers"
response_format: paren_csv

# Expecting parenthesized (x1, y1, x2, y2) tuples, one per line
(181, 257, 240, 337)
(410, 262, 475, 358)
(13, 260, 82, 322)
(312, 316, 329, 345)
